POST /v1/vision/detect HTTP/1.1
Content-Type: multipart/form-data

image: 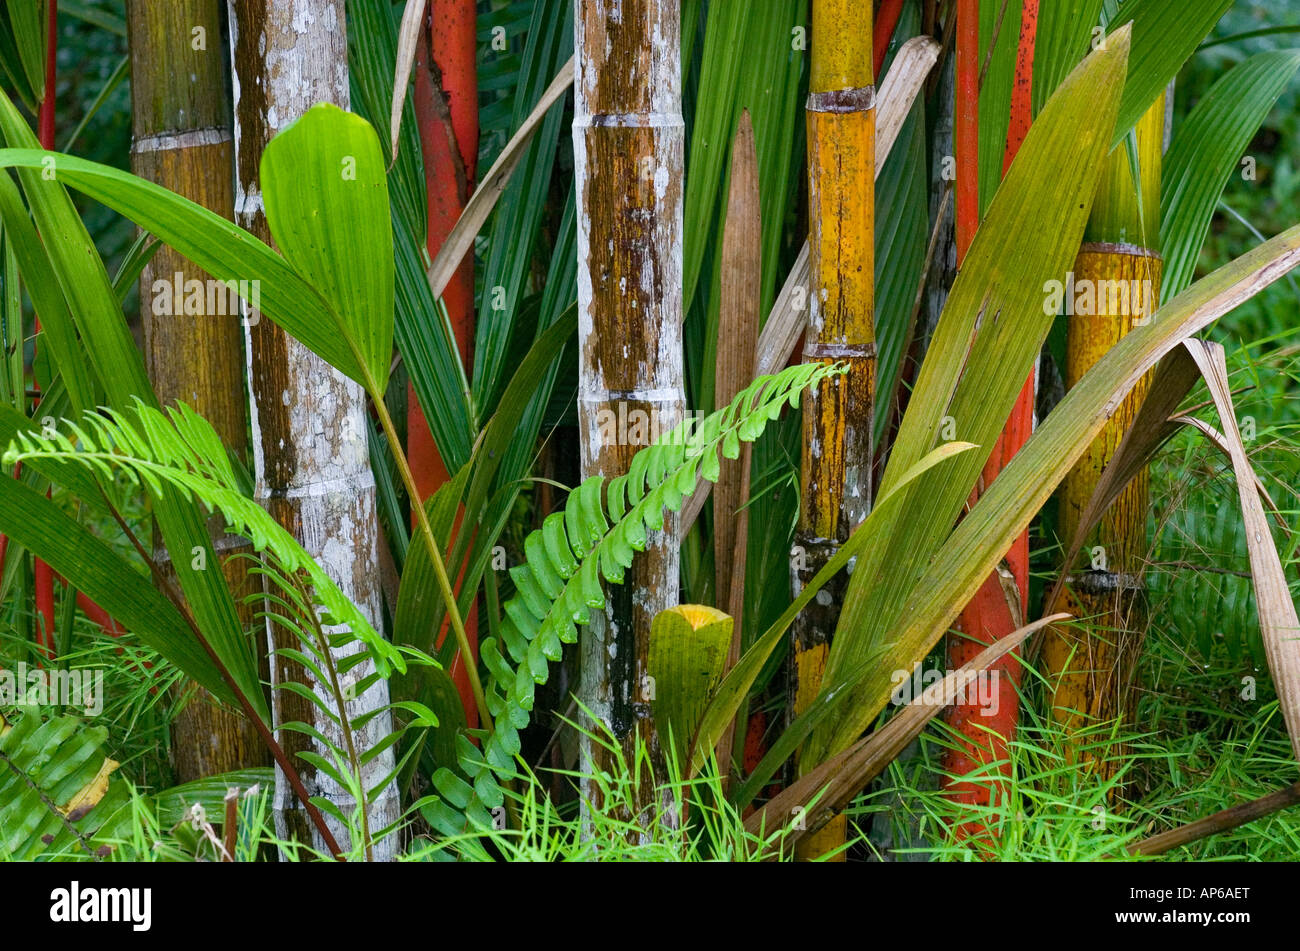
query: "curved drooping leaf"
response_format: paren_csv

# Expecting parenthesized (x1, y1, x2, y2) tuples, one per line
(260, 103, 395, 396)
(1161, 49, 1300, 301)
(742, 617, 1059, 841)
(815, 223, 1300, 760)
(0, 1, 45, 111)
(1032, 0, 1106, 116)
(688, 440, 980, 780)
(1183, 340, 1300, 762)
(1028, 0, 1235, 147)
(0, 473, 229, 703)
(0, 175, 99, 411)
(810, 25, 1134, 764)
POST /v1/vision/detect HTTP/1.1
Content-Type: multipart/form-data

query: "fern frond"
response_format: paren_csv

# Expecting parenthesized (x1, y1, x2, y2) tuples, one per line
(429, 362, 845, 830)
(0, 711, 127, 859)
(239, 547, 439, 857)
(2, 399, 406, 678)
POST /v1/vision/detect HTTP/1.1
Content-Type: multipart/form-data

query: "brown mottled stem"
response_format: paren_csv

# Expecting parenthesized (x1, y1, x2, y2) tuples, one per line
(126, 0, 268, 783)
(574, 0, 686, 816)
(227, 0, 398, 860)
(222, 787, 237, 861)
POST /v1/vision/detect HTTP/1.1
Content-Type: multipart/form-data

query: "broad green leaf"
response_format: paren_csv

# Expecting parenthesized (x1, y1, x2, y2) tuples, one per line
(0, 123, 358, 389)
(347, 0, 473, 474)
(261, 103, 395, 396)
(809, 25, 1133, 766)
(0, 475, 231, 703)
(1161, 49, 1300, 301)
(3, 1, 46, 110)
(1033, 0, 1106, 116)
(819, 222, 1300, 758)
(0, 173, 99, 411)
(1029, 0, 1234, 147)
(686, 441, 978, 778)
(4, 401, 405, 679)
(0, 89, 266, 720)
(0, 711, 128, 861)
(1108, 0, 1234, 147)
(978, 0, 1022, 213)
(648, 605, 733, 765)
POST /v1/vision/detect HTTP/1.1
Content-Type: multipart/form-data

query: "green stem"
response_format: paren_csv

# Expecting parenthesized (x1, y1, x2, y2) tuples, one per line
(369, 386, 491, 731)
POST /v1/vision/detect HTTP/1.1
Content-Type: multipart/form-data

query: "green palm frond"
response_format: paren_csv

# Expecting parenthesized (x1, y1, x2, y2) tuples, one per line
(2, 400, 407, 679)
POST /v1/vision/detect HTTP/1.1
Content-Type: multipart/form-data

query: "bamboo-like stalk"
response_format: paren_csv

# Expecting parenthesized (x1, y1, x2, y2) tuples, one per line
(953, 0, 979, 261)
(227, 0, 399, 859)
(874, 0, 905, 77)
(409, 0, 480, 729)
(126, 0, 268, 783)
(573, 0, 685, 814)
(1045, 92, 1167, 771)
(943, 0, 1038, 836)
(790, 0, 875, 860)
